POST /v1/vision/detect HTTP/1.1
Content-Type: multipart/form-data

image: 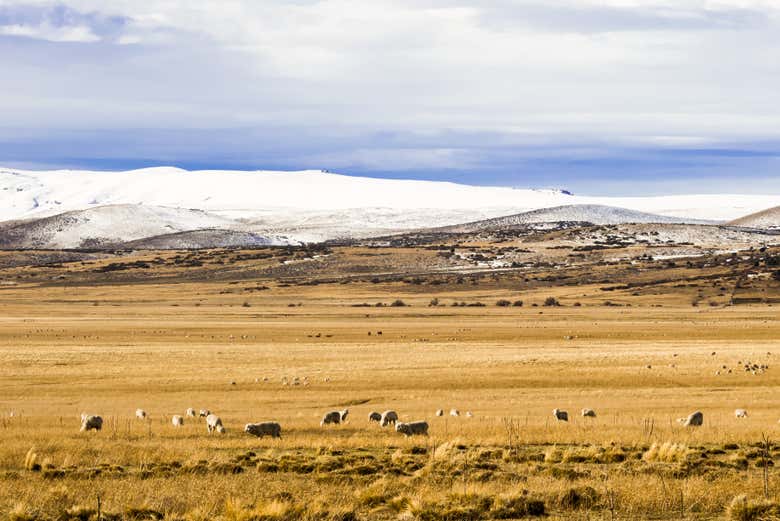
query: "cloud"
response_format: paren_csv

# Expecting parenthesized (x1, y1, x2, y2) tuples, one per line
(0, 3, 128, 42)
(0, 1, 778, 193)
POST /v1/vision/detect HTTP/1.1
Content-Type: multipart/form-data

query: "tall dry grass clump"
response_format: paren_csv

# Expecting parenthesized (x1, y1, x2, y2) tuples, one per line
(727, 495, 780, 521)
(642, 442, 690, 463)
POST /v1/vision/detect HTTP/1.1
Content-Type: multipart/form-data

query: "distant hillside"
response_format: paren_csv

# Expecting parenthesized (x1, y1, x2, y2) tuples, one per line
(118, 229, 293, 249)
(438, 204, 713, 233)
(0, 205, 240, 249)
(728, 206, 780, 229)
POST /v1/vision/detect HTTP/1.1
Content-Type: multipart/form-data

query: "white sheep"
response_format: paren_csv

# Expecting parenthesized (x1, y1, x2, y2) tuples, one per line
(206, 414, 225, 433)
(450, 409, 460, 417)
(380, 410, 398, 427)
(199, 409, 211, 418)
(80, 414, 103, 432)
(244, 422, 282, 438)
(435, 409, 444, 417)
(172, 415, 184, 427)
(186, 408, 196, 417)
(320, 411, 341, 426)
(396, 421, 429, 436)
(735, 409, 748, 418)
(683, 411, 703, 427)
(135, 409, 147, 420)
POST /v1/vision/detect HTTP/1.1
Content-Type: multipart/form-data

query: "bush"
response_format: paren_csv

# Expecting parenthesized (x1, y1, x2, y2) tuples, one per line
(727, 495, 780, 521)
(512, 300, 523, 307)
(543, 297, 560, 307)
(429, 298, 440, 307)
(390, 300, 407, 307)
(496, 299, 511, 307)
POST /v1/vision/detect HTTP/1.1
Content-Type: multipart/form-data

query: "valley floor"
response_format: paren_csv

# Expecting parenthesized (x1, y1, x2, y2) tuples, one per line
(0, 246, 779, 520)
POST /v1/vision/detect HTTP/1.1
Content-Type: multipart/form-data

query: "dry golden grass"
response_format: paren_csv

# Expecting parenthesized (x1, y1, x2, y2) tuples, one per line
(0, 254, 779, 520)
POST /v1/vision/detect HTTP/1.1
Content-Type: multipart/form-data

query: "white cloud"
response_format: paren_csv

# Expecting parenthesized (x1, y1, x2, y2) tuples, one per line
(0, 21, 98, 41)
(1, 0, 780, 164)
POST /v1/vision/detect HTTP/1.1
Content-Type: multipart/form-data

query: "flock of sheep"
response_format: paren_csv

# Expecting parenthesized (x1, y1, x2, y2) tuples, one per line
(78, 406, 433, 438)
(77, 405, 761, 437)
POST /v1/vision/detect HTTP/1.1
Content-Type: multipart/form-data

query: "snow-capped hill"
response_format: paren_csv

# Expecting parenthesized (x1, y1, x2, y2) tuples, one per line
(1, 167, 777, 224)
(439, 204, 712, 233)
(728, 206, 780, 229)
(0, 204, 242, 249)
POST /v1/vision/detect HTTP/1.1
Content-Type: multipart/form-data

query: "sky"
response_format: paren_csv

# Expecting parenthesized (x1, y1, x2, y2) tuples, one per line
(1, 1, 780, 195)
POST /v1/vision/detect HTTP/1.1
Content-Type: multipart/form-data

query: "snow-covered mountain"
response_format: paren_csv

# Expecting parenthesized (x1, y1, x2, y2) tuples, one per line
(0, 167, 777, 247)
(1, 167, 777, 222)
(0, 204, 289, 249)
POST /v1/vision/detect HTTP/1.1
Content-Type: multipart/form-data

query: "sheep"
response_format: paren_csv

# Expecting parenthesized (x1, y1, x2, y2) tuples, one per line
(339, 409, 350, 422)
(186, 408, 196, 417)
(244, 422, 282, 439)
(172, 415, 184, 427)
(396, 421, 429, 436)
(320, 411, 341, 426)
(435, 409, 444, 417)
(553, 409, 569, 422)
(581, 408, 597, 418)
(735, 409, 748, 418)
(135, 409, 147, 420)
(466, 411, 474, 418)
(80, 414, 103, 432)
(206, 414, 225, 433)
(199, 409, 211, 418)
(380, 410, 398, 427)
(450, 409, 460, 417)
(368, 411, 382, 423)
(683, 411, 703, 427)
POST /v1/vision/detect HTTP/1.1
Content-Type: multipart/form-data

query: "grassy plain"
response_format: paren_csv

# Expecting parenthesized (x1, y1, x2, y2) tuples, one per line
(0, 245, 779, 520)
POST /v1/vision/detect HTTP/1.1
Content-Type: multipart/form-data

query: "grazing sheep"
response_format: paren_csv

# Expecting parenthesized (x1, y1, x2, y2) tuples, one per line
(172, 415, 184, 427)
(683, 411, 703, 427)
(396, 421, 429, 436)
(380, 410, 398, 427)
(339, 409, 350, 422)
(735, 409, 748, 418)
(206, 414, 225, 433)
(435, 409, 444, 417)
(135, 409, 147, 420)
(466, 411, 474, 418)
(581, 408, 597, 418)
(368, 411, 382, 423)
(244, 422, 282, 439)
(320, 411, 341, 426)
(553, 409, 569, 422)
(199, 409, 211, 418)
(80, 414, 103, 432)
(186, 408, 196, 418)
(450, 409, 460, 417)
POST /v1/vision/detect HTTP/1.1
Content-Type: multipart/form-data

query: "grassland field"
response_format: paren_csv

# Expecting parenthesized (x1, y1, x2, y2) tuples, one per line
(1, 245, 780, 520)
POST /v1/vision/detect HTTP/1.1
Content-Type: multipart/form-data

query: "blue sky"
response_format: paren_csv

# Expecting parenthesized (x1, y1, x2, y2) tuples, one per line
(1, 1, 779, 195)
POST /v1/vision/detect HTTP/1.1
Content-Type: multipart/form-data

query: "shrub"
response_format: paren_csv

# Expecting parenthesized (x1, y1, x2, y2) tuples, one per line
(512, 300, 524, 307)
(727, 495, 780, 521)
(496, 300, 511, 307)
(390, 300, 407, 307)
(544, 297, 560, 307)
(429, 298, 440, 307)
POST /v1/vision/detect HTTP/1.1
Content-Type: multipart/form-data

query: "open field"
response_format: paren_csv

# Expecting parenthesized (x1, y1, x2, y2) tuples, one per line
(1, 243, 780, 520)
